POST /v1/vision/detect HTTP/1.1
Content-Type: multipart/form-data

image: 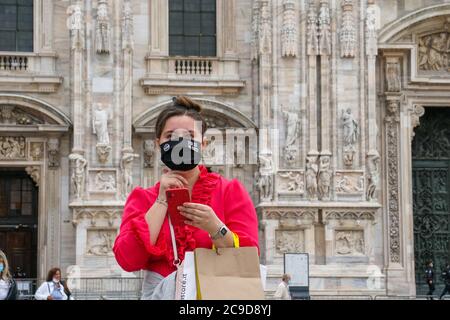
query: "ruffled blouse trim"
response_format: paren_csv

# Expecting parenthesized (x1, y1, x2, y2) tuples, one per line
(166, 165, 220, 264)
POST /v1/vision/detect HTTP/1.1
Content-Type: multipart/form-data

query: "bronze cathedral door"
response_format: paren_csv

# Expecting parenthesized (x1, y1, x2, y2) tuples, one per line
(412, 107, 450, 295)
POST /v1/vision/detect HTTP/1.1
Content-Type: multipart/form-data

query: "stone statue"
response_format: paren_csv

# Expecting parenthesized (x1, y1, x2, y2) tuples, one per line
(306, 3, 319, 56)
(386, 61, 401, 92)
(143, 140, 155, 168)
(283, 109, 300, 148)
(255, 171, 273, 201)
(318, 155, 332, 200)
(69, 153, 88, 200)
(95, 0, 110, 54)
(121, 152, 139, 197)
(48, 138, 60, 168)
(318, 1, 331, 56)
(122, 0, 134, 50)
(366, 154, 380, 202)
(66, 2, 85, 51)
(342, 108, 358, 147)
(93, 104, 110, 145)
(203, 138, 216, 164)
(305, 156, 318, 200)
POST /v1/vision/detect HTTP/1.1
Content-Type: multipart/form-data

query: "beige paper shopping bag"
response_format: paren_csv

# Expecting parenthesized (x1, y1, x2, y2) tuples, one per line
(194, 246, 265, 300)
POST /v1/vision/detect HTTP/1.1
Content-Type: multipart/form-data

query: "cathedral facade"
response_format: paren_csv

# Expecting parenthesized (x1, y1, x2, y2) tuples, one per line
(0, 0, 450, 297)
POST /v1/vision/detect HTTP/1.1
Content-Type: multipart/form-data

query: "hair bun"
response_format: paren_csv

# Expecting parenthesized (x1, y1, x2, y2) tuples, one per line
(173, 96, 203, 113)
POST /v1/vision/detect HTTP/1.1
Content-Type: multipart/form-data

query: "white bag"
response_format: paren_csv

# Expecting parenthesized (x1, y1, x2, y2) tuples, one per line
(175, 251, 197, 300)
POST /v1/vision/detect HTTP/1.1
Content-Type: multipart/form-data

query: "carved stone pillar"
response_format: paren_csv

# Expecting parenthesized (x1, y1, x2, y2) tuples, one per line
(366, 0, 379, 160)
(67, 1, 86, 155)
(122, 0, 134, 154)
(384, 98, 401, 265)
(306, 2, 319, 157)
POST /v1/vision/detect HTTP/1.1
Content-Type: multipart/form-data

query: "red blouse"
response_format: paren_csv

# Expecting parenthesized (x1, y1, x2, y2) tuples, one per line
(113, 165, 259, 277)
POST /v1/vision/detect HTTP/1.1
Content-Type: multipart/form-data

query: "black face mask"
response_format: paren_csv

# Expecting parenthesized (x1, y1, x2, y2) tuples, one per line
(160, 137, 202, 171)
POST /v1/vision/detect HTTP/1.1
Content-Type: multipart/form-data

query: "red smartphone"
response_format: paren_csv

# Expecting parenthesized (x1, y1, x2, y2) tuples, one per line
(166, 188, 191, 226)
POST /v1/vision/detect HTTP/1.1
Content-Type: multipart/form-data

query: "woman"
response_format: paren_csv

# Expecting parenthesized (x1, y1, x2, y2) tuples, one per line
(113, 96, 259, 299)
(35, 268, 68, 300)
(0, 250, 17, 300)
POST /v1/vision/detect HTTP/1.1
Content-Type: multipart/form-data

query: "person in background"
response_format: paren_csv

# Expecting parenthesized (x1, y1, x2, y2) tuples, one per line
(35, 268, 68, 300)
(0, 250, 17, 300)
(424, 260, 435, 300)
(440, 262, 450, 300)
(273, 274, 291, 300)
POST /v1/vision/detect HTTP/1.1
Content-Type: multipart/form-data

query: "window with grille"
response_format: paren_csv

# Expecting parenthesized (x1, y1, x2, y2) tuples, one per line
(0, 0, 33, 52)
(169, 0, 216, 57)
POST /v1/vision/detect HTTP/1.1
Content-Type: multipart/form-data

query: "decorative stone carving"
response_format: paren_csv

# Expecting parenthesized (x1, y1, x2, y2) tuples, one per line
(0, 137, 26, 159)
(281, 0, 298, 58)
(121, 0, 134, 50)
(121, 152, 139, 198)
(251, 0, 260, 61)
(318, 155, 332, 200)
(324, 210, 376, 224)
(259, 0, 271, 55)
(96, 145, 112, 164)
(86, 229, 115, 256)
(30, 142, 43, 161)
(386, 59, 401, 92)
(335, 172, 364, 194)
(94, 171, 116, 192)
(365, 1, 377, 57)
(95, 0, 110, 54)
(69, 153, 88, 200)
(385, 100, 401, 263)
(340, 0, 356, 58)
(263, 208, 317, 221)
(66, 2, 85, 51)
(335, 230, 365, 255)
(0, 106, 14, 123)
(410, 105, 425, 141)
(278, 171, 305, 194)
(366, 153, 380, 202)
(25, 166, 40, 186)
(72, 208, 122, 227)
(342, 108, 358, 167)
(47, 138, 60, 168)
(143, 140, 155, 168)
(305, 156, 318, 200)
(306, 3, 319, 56)
(0, 106, 42, 125)
(276, 230, 304, 254)
(318, 0, 331, 56)
(418, 32, 450, 72)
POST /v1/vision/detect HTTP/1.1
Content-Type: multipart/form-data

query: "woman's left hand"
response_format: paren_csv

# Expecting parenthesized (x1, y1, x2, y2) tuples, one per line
(178, 203, 222, 235)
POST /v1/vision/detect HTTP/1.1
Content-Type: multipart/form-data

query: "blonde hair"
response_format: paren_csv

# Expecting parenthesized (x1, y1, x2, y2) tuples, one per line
(0, 250, 12, 281)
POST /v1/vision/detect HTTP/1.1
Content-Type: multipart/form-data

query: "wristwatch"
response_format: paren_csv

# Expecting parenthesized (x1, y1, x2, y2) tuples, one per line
(210, 224, 229, 240)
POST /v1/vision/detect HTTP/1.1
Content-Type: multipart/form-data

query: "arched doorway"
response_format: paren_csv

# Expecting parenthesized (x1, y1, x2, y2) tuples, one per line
(0, 168, 38, 278)
(412, 107, 450, 295)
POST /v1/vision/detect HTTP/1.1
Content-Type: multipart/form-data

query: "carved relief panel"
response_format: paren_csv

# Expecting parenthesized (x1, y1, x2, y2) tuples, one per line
(335, 230, 365, 256)
(86, 229, 116, 256)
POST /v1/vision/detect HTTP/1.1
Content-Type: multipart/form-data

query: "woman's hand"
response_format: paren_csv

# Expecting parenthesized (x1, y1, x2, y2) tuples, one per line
(47, 295, 53, 300)
(158, 169, 189, 200)
(178, 203, 222, 235)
